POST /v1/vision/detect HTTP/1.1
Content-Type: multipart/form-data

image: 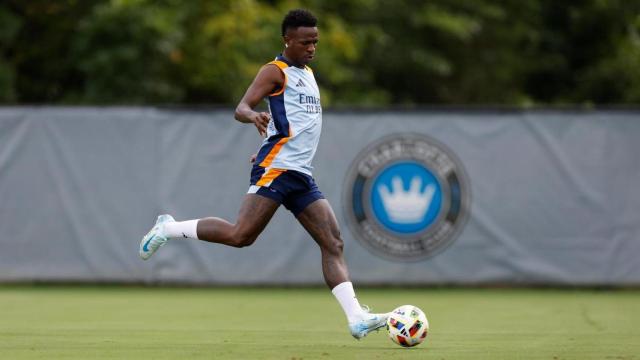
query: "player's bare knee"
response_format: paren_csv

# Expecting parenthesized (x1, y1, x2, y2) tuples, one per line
(231, 229, 258, 248)
(323, 236, 344, 256)
(331, 226, 341, 241)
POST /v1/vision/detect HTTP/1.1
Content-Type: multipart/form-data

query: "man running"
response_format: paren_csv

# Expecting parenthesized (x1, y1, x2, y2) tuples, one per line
(139, 9, 388, 340)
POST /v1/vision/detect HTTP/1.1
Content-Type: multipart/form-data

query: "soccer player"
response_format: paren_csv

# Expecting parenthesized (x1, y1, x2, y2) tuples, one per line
(139, 9, 388, 340)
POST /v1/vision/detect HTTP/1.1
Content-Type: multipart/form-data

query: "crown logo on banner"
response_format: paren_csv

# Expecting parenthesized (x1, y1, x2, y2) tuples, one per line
(377, 176, 436, 224)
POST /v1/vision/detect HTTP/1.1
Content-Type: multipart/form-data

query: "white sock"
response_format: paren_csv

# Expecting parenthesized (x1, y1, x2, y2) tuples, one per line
(331, 281, 365, 323)
(163, 219, 199, 239)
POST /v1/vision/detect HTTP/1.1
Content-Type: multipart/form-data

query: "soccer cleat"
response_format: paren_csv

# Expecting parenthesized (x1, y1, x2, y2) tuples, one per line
(139, 214, 175, 260)
(349, 306, 390, 340)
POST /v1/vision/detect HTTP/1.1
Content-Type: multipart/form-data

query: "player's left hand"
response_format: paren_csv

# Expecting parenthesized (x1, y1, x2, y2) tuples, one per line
(249, 153, 257, 163)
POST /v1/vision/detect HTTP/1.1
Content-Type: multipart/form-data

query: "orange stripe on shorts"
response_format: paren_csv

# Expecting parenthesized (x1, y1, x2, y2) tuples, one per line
(256, 168, 286, 186)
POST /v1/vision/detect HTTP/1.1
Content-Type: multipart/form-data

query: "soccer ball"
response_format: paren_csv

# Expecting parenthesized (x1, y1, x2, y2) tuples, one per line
(386, 305, 429, 347)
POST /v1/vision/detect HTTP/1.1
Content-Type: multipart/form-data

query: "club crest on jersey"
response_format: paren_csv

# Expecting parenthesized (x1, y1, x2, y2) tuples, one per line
(343, 134, 470, 261)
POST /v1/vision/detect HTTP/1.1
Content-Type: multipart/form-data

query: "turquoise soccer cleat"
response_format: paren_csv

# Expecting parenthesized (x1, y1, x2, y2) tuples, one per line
(139, 214, 175, 260)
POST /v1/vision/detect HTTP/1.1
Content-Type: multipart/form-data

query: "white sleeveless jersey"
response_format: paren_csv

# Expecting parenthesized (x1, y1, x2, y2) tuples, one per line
(254, 55, 322, 176)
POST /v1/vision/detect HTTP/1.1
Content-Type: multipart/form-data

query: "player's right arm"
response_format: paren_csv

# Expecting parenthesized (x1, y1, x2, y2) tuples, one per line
(234, 64, 285, 137)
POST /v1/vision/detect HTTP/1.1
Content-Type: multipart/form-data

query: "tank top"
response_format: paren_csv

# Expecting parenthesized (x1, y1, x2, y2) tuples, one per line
(253, 54, 322, 176)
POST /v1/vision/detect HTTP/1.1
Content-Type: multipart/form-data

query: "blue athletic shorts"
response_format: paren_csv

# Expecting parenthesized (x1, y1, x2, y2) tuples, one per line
(248, 166, 325, 216)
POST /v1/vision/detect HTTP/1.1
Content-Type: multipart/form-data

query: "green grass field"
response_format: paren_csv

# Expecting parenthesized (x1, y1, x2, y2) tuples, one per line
(1, 286, 638, 359)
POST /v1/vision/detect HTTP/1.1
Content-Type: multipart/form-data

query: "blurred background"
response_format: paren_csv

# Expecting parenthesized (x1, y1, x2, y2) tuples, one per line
(1, 2, 640, 358)
(0, 0, 639, 287)
(1, 0, 639, 107)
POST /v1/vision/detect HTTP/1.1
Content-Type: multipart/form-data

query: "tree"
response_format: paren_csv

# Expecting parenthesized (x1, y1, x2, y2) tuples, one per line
(0, 0, 638, 105)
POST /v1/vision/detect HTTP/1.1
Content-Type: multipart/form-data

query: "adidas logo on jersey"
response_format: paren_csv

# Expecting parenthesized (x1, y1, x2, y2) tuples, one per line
(295, 79, 305, 87)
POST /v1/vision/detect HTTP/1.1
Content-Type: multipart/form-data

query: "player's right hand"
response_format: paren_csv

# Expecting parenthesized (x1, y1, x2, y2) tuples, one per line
(251, 111, 270, 137)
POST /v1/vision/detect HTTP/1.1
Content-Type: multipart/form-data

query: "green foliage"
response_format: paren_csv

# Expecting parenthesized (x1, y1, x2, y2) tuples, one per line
(568, 2, 640, 103)
(72, 1, 185, 103)
(0, 6, 21, 101)
(522, 0, 640, 105)
(177, 0, 283, 103)
(0, 0, 638, 105)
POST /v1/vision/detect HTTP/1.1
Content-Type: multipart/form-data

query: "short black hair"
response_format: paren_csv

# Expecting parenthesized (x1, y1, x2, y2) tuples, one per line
(281, 9, 317, 36)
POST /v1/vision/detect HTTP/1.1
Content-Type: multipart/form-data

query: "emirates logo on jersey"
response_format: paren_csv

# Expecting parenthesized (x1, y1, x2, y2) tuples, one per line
(298, 94, 320, 104)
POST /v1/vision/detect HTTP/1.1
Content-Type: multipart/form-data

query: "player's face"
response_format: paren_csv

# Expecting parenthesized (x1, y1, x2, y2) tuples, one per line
(285, 26, 318, 65)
